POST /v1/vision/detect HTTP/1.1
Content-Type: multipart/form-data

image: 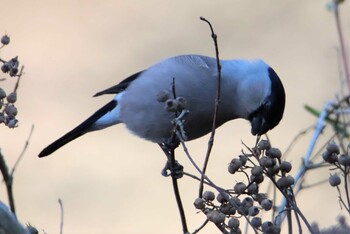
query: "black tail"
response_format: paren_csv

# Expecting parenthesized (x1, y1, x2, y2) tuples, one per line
(38, 100, 117, 157)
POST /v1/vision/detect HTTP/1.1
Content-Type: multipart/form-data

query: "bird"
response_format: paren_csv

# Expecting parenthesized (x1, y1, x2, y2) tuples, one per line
(38, 54, 285, 157)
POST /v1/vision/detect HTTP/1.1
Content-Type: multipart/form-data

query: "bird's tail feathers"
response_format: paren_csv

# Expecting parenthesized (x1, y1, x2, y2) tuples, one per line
(38, 100, 118, 157)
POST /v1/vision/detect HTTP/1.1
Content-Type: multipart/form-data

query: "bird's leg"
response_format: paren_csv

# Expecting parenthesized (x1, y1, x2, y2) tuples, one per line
(159, 141, 183, 179)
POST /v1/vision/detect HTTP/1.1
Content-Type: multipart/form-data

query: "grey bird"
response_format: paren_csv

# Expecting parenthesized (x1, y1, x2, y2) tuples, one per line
(38, 54, 285, 157)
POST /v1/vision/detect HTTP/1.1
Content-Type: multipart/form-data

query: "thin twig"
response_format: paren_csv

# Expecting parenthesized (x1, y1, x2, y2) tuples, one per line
(0, 149, 15, 215)
(177, 134, 257, 234)
(159, 144, 188, 233)
(159, 77, 188, 234)
(11, 125, 34, 176)
(198, 16, 222, 198)
(58, 198, 64, 234)
(192, 219, 210, 234)
(343, 168, 350, 211)
(13, 66, 24, 93)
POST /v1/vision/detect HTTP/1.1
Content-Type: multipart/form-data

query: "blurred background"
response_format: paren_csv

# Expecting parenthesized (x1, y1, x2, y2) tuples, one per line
(1, 0, 349, 233)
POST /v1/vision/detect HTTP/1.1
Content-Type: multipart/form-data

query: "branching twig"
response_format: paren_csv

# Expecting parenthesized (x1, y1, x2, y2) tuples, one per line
(276, 101, 333, 225)
(198, 16, 222, 198)
(11, 125, 34, 176)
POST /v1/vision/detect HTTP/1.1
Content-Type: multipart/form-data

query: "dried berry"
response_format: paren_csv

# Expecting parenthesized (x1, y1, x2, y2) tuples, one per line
(6, 92, 17, 103)
(234, 182, 246, 195)
(1, 63, 10, 73)
(0, 88, 6, 99)
(260, 198, 273, 211)
(257, 139, 271, 151)
(206, 210, 225, 224)
(228, 217, 240, 229)
(217, 192, 229, 203)
(242, 197, 254, 207)
(203, 191, 215, 201)
(338, 154, 350, 166)
(280, 161, 292, 173)
(326, 141, 340, 154)
(277, 175, 294, 189)
(194, 198, 205, 209)
(176, 97, 186, 110)
(1, 35, 10, 45)
(6, 117, 17, 128)
(228, 158, 242, 174)
(239, 154, 248, 166)
(322, 151, 338, 163)
(165, 99, 178, 112)
(251, 166, 264, 176)
(259, 156, 273, 167)
(251, 217, 262, 228)
(266, 148, 282, 158)
(220, 203, 232, 215)
(247, 183, 259, 195)
(156, 89, 170, 102)
(254, 193, 267, 203)
(250, 174, 264, 184)
(5, 104, 17, 116)
(248, 206, 259, 216)
(329, 174, 341, 187)
(261, 221, 280, 233)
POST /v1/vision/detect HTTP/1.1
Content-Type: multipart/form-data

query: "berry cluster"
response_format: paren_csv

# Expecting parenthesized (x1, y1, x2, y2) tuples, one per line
(193, 140, 295, 233)
(323, 141, 350, 188)
(0, 34, 21, 128)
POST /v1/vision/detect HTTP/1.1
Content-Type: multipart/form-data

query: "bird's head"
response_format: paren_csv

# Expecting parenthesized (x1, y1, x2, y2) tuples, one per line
(248, 67, 285, 136)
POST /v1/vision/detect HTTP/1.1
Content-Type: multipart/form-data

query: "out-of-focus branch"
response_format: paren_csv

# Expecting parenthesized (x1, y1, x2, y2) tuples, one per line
(332, 0, 350, 90)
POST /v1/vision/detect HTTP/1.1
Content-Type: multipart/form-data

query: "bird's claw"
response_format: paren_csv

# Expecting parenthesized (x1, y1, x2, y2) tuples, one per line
(161, 160, 184, 179)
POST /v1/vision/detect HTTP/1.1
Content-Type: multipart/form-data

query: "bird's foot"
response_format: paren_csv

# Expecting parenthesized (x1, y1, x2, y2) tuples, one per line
(161, 160, 184, 179)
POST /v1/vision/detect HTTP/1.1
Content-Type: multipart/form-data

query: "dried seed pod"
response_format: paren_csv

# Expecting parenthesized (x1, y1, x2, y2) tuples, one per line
(338, 154, 350, 167)
(260, 198, 273, 211)
(326, 141, 340, 154)
(228, 218, 240, 229)
(234, 182, 246, 195)
(0, 88, 6, 99)
(164, 99, 178, 112)
(248, 206, 259, 216)
(329, 174, 341, 187)
(156, 89, 170, 102)
(203, 191, 215, 201)
(247, 183, 259, 195)
(251, 166, 264, 176)
(280, 161, 292, 173)
(1, 35, 10, 45)
(216, 192, 230, 203)
(193, 198, 205, 210)
(206, 210, 225, 224)
(6, 92, 17, 103)
(228, 158, 242, 174)
(257, 139, 271, 151)
(176, 97, 187, 110)
(239, 155, 248, 166)
(5, 104, 17, 116)
(277, 175, 294, 189)
(266, 147, 282, 158)
(251, 217, 262, 228)
(322, 151, 338, 163)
